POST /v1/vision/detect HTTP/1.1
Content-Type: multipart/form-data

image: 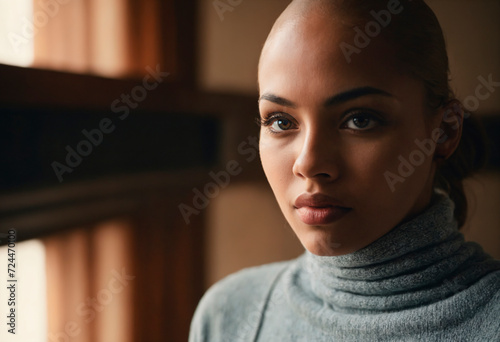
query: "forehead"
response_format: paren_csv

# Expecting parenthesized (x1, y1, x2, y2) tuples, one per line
(258, 12, 410, 102)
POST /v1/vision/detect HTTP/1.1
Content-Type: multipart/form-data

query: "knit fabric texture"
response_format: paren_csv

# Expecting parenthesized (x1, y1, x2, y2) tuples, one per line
(189, 193, 500, 341)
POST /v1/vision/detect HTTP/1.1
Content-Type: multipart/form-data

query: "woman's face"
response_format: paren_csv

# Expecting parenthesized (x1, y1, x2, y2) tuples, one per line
(258, 13, 442, 256)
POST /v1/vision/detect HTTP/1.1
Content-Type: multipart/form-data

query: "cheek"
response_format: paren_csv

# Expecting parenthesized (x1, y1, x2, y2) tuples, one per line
(259, 134, 293, 194)
(344, 128, 435, 210)
(342, 138, 399, 187)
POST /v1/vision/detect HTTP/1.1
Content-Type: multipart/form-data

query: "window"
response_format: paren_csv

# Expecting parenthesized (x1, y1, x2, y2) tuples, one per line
(0, 0, 34, 67)
(0, 239, 47, 341)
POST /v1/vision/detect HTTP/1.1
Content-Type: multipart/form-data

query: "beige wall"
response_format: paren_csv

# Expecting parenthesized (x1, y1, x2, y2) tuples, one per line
(198, 0, 290, 94)
(463, 172, 500, 258)
(205, 183, 303, 286)
(198, 0, 500, 287)
(428, 0, 500, 115)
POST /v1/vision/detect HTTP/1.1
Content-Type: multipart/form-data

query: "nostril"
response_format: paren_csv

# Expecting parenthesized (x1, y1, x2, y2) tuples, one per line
(316, 172, 331, 178)
(304, 172, 329, 180)
(293, 161, 339, 180)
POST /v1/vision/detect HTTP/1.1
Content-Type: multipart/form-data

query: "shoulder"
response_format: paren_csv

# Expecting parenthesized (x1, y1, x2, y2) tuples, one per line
(477, 270, 500, 337)
(189, 259, 297, 342)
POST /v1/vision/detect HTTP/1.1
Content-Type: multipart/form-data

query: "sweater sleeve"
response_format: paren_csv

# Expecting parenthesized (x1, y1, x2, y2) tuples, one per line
(189, 261, 290, 342)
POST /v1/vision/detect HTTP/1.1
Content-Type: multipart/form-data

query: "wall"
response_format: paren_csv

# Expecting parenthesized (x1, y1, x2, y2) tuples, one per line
(198, 0, 500, 287)
(429, 0, 500, 115)
(198, 0, 290, 95)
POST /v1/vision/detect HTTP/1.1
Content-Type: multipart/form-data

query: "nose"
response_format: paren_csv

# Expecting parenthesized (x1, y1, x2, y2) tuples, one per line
(292, 128, 341, 181)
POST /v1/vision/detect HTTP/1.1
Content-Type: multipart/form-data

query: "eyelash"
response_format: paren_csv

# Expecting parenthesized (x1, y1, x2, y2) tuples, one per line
(342, 111, 383, 131)
(259, 113, 296, 134)
(258, 110, 383, 134)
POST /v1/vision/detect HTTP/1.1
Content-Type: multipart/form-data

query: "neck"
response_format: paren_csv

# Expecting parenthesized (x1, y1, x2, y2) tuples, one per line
(296, 191, 500, 312)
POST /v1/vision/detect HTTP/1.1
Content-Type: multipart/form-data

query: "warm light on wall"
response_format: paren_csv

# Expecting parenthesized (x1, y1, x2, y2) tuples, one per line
(0, 239, 47, 342)
(44, 221, 134, 342)
(0, 0, 163, 78)
(0, 0, 34, 67)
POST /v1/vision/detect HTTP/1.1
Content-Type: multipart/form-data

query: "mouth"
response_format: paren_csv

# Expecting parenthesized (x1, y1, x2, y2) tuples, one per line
(294, 193, 352, 225)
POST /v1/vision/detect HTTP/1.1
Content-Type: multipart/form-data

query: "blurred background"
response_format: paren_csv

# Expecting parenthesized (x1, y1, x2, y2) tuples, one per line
(0, 0, 499, 341)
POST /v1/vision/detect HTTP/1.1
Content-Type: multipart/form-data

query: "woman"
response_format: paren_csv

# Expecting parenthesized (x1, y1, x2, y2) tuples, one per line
(190, 0, 500, 340)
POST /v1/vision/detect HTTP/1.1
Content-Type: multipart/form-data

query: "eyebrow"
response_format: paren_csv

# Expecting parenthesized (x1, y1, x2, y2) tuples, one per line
(259, 86, 393, 108)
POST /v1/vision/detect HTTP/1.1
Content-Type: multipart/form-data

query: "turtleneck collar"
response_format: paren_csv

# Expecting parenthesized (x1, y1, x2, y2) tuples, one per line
(287, 191, 500, 314)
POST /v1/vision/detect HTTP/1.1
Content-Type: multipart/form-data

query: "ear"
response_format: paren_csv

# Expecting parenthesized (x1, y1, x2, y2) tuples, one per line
(434, 100, 464, 161)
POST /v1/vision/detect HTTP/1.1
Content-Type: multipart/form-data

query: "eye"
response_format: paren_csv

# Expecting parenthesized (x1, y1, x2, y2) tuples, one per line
(260, 113, 296, 133)
(343, 113, 380, 131)
(272, 118, 293, 131)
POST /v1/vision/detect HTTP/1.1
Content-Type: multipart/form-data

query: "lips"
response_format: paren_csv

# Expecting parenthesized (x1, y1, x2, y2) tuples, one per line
(294, 193, 352, 225)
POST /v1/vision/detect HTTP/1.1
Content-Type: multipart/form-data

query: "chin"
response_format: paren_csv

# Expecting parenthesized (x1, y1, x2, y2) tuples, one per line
(299, 231, 354, 257)
(305, 244, 351, 257)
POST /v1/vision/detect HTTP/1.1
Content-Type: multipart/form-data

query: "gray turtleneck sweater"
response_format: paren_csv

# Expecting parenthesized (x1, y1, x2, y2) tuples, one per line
(189, 193, 500, 341)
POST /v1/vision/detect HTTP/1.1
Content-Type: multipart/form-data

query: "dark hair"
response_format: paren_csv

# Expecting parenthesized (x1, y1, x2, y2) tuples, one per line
(333, 0, 489, 228)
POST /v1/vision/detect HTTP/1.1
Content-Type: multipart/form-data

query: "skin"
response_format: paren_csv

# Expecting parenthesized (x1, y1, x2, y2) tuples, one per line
(258, 2, 463, 256)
